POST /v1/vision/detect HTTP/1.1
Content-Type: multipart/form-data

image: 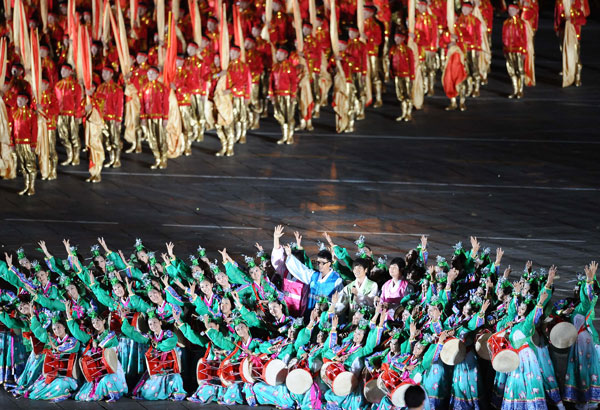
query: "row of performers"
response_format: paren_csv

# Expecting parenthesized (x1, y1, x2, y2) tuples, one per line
(0, 233, 598, 409)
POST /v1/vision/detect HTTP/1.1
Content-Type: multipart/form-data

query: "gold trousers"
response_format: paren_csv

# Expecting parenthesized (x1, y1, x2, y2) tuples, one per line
(368, 55, 383, 106)
(144, 118, 167, 168)
(273, 95, 297, 144)
(394, 77, 413, 121)
(103, 120, 122, 167)
(57, 115, 81, 165)
(248, 82, 261, 130)
(232, 96, 248, 144)
(353, 73, 366, 118)
(180, 105, 195, 155)
(259, 72, 270, 117)
(505, 52, 525, 97)
(422, 51, 437, 95)
(16, 144, 36, 195)
(465, 50, 481, 95)
(215, 124, 235, 156)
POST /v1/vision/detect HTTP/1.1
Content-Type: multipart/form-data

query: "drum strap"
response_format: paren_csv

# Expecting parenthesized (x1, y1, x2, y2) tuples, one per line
(578, 311, 592, 334)
(515, 343, 529, 353)
(203, 342, 212, 360)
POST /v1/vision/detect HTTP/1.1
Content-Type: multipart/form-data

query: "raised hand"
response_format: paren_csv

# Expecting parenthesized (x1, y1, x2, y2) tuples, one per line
(38, 240, 51, 258)
(503, 265, 512, 278)
(420, 235, 428, 250)
(586, 261, 598, 280)
(217, 248, 229, 264)
(274, 225, 285, 240)
(538, 291, 548, 306)
(448, 268, 459, 283)
(481, 299, 491, 313)
(470, 236, 480, 255)
(294, 231, 303, 249)
(283, 244, 292, 257)
(331, 315, 339, 330)
(495, 248, 504, 265)
(513, 281, 523, 294)
(166, 242, 175, 258)
(161, 253, 170, 265)
(525, 260, 533, 273)
(547, 265, 557, 285)
(323, 232, 335, 248)
(4, 253, 12, 267)
(117, 250, 127, 265)
(254, 242, 264, 252)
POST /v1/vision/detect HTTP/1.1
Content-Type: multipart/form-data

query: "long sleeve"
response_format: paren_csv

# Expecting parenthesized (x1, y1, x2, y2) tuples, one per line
(271, 246, 286, 276)
(178, 323, 208, 347)
(156, 332, 178, 351)
(285, 254, 314, 285)
(121, 318, 150, 344)
(67, 318, 91, 344)
(224, 261, 251, 285)
(206, 328, 237, 351)
(30, 316, 49, 343)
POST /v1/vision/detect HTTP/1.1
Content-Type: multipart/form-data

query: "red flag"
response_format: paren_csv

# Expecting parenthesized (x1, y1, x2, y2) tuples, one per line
(233, 5, 245, 62)
(30, 29, 42, 102)
(92, 0, 102, 40)
(163, 12, 177, 85)
(188, 0, 202, 46)
(219, 4, 229, 70)
(0, 38, 7, 89)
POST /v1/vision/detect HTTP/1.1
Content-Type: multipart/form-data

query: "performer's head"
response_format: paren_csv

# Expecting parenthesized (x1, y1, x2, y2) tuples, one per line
(389, 257, 406, 280)
(404, 385, 427, 410)
(364, 4, 376, 18)
(28, 18, 38, 29)
(112, 280, 126, 297)
(58, 0, 68, 15)
(60, 64, 73, 79)
(176, 55, 185, 68)
(508, 3, 519, 16)
(338, 39, 347, 52)
(352, 324, 368, 345)
(275, 47, 288, 62)
(244, 37, 255, 50)
(136, 52, 148, 65)
(83, 11, 92, 23)
(91, 41, 102, 56)
(461, 1, 474, 15)
(207, 17, 217, 32)
(16, 93, 29, 108)
(200, 36, 210, 50)
(352, 258, 370, 281)
(348, 26, 359, 40)
(412, 340, 427, 357)
(138, 2, 148, 15)
(230, 46, 241, 61)
(11, 63, 24, 77)
(147, 287, 164, 304)
(234, 320, 250, 339)
(102, 67, 114, 82)
(427, 301, 443, 321)
(417, 0, 428, 13)
(199, 278, 214, 297)
(316, 250, 333, 275)
(316, 328, 328, 344)
(65, 282, 81, 301)
(40, 44, 50, 58)
(272, 0, 282, 12)
(251, 26, 261, 38)
(214, 269, 231, 289)
(390, 334, 402, 353)
(148, 316, 163, 334)
(17, 299, 33, 316)
(41, 78, 50, 92)
(48, 12, 56, 24)
(187, 42, 198, 57)
(91, 314, 107, 332)
(220, 295, 234, 315)
(302, 23, 312, 36)
(52, 318, 68, 338)
(268, 299, 285, 319)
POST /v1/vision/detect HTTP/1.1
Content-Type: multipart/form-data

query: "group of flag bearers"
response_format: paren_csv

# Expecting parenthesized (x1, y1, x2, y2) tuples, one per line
(0, 228, 598, 410)
(0, 0, 590, 195)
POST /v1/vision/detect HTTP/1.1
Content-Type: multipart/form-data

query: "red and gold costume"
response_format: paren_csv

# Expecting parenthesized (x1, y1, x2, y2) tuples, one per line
(455, 10, 483, 96)
(269, 57, 299, 145)
(415, 9, 439, 95)
(42, 57, 59, 88)
(345, 36, 368, 119)
(96, 78, 125, 167)
(390, 39, 415, 121)
(554, 0, 588, 86)
(54, 75, 84, 166)
(246, 47, 265, 130)
(503, 13, 527, 98)
(10, 104, 38, 195)
(364, 16, 384, 106)
(268, 11, 291, 46)
(226, 58, 252, 144)
(140, 78, 170, 168)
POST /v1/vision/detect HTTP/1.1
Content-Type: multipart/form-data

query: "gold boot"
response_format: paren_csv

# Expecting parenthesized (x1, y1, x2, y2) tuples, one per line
(71, 144, 81, 166)
(112, 144, 122, 168)
(60, 144, 73, 166)
(403, 102, 413, 122)
(286, 124, 294, 145)
(18, 174, 29, 195)
(373, 83, 383, 108)
(396, 101, 407, 121)
(466, 77, 473, 97)
(508, 75, 518, 98)
(27, 173, 36, 196)
(306, 119, 314, 131)
(516, 76, 524, 99)
(158, 155, 167, 169)
(225, 130, 235, 156)
(276, 125, 287, 144)
(575, 63, 582, 87)
(459, 96, 467, 111)
(215, 128, 227, 156)
(445, 98, 458, 111)
(104, 150, 115, 168)
(472, 79, 481, 97)
(295, 119, 306, 132)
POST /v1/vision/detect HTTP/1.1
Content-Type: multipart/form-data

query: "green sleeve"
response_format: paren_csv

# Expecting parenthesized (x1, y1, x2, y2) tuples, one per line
(224, 262, 251, 285)
(107, 252, 127, 271)
(239, 306, 261, 327)
(75, 265, 92, 287)
(191, 295, 209, 316)
(67, 319, 91, 344)
(298, 249, 313, 270)
(0, 312, 26, 330)
(90, 283, 116, 309)
(156, 333, 179, 351)
(165, 264, 181, 283)
(206, 328, 237, 351)
(30, 316, 49, 343)
(46, 257, 69, 276)
(295, 327, 313, 349)
(0, 264, 24, 289)
(121, 318, 149, 344)
(130, 295, 152, 312)
(333, 246, 353, 268)
(333, 261, 354, 282)
(178, 323, 208, 347)
(34, 294, 66, 312)
(164, 287, 185, 307)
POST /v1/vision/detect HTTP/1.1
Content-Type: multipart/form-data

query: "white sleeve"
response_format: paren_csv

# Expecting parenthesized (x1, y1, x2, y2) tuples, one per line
(284, 254, 314, 285)
(271, 246, 286, 276)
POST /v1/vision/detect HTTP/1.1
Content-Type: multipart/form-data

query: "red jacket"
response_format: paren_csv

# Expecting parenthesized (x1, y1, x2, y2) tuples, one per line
(54, 76, 84, 117)
(39, 89, 60, 130)
(390, 43, 415, 79)
(269, 60, 299, 97)
(455, 14, 483, 51)
(10, 106, 38, 147)
(140, 80, 170, 120)
(364, 17, 383, 56)
(416, 12, 439, 54)
(227, 59, 252, 99)
(345, 38, 368, 75)
(96, 80, 125, 122)
(502, 16, 527, 54)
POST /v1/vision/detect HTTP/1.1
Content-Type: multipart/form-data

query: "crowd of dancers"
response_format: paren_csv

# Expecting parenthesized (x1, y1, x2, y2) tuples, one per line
(0, 0, 590, 194)
(0, 228, 598, 410)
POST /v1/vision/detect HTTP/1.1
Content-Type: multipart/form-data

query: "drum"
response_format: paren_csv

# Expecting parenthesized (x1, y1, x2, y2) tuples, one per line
(377, 365, 412, 408)
(145, 348, 181, 376)
(440, 337, 466, 365)
(549, 321, 578, 349)
(80, 348, 118, 382)
(286, 359, 313, 395)
(240, 355, 269, 383)
(196, 359, 220, 385)
(363, 370, 385, 404)
(110, 312, 148, 335)
(43, 352, 79, 382)
(487, 331, 519, 373)
(262, 358, 288, 386)
(320, 361, 357, 396)
(218, 359, 242, 387)
(475, 330, 492, 360)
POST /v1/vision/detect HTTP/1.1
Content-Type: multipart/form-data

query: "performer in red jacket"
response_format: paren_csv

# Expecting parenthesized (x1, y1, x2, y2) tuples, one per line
(140, 67, 170, 169)
(269, 47, 299, 145)
(54, 64, 84, 166)
(11, 94, 38, 196)
(96, 67, 125, 167)
(502, 4, 528, 98)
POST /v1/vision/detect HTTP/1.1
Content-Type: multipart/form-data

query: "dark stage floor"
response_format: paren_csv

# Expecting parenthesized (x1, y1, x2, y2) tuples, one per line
(0, 10, 599, 410)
